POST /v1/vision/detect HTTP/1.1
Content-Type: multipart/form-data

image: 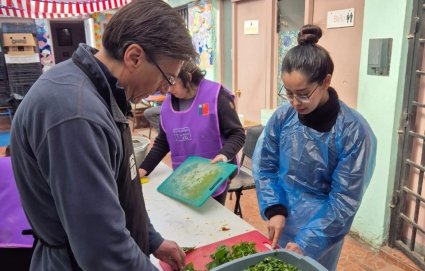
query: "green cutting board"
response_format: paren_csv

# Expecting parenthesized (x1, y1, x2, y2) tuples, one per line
(157, 156, 237, 208)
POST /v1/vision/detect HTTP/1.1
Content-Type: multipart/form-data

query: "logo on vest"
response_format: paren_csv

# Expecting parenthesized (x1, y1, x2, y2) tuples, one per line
(173, 127, 192, 142)
(129, 154, 137, 180)
(198, 103, 209, 116)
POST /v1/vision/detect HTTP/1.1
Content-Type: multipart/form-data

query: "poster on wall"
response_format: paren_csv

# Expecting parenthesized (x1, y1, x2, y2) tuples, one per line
(188, 0, 214, 71)
(91, 12, 114, 49)
(35, 19, 55, 72)
(277, 30, 298, 104)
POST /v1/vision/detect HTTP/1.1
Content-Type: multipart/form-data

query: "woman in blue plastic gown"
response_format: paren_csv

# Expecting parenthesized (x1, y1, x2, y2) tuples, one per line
(253, 24, 377, 271)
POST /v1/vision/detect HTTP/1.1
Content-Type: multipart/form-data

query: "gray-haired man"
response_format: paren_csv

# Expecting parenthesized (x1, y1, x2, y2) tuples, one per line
(10, 1, 197, 270)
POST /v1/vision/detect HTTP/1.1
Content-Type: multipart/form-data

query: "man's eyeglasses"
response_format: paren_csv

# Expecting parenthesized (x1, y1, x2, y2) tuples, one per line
(151, 58, 176, 87)
(278, 84, 319, 104)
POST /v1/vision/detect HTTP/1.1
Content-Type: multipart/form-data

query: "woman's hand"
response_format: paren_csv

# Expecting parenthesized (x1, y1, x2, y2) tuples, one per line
(153, 240, 186, 270)
(138, 168, 147, 177)
(285, 242, 303, 255)
(267, 215, 286, 248)
(211, 154, 228, 163)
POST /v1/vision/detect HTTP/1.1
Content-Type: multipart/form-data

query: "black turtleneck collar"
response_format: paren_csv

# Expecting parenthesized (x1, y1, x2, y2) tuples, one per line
(298, 87, 340, 132)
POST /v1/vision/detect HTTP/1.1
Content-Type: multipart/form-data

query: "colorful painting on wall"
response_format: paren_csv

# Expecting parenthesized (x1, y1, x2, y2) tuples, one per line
(277, 30, 298, 105)
(35, 19, 55, 72)
(188, 0, 214, 71)
(91, 12, 114, 49)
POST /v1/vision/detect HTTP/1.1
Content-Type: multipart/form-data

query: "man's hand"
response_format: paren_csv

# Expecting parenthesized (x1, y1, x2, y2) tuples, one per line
(153, 240, 185, 270)
(211, 154, 228, 163)
(285, 242, 303, 255)
(267, 215, 286, 248)
(139, 168, 147, 177)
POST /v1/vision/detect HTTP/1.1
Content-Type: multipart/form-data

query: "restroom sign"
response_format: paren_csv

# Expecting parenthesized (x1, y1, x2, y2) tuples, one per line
(327, 8, 355, 29)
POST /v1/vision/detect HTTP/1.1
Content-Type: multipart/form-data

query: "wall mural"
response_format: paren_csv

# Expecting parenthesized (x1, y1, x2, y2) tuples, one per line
(188, 0, 214, 71)
(91, 12, 114, 49)
(277, 30, 298, 105)
(35, 19, 55, 72)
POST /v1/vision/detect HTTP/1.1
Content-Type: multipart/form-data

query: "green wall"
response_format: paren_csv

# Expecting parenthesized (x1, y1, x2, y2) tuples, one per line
(353, 0, 413, 247)
(210, 0, 219, 82)
(221, 0, 233, 90)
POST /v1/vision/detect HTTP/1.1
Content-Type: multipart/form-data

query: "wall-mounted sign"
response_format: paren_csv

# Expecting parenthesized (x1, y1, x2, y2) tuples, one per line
(327, 8, 355, 29)
(244, 20, 259, 35)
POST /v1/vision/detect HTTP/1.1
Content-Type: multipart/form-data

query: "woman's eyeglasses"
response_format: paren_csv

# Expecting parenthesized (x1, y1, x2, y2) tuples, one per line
(278, 84, 319, 104)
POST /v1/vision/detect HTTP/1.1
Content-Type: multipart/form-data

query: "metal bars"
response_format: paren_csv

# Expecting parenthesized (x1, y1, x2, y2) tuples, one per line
(390, 0, 425, 269)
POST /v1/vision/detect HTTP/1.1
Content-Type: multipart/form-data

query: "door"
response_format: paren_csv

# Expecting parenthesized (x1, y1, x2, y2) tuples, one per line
(232, 0, 278, 123)
(310, 0, 365, 108)
(389, 0, 425, 269)
(50, 20, 86, 64)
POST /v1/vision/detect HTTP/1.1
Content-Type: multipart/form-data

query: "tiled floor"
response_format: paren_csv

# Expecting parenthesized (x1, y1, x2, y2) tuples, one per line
(1, 115, 422, 271)
(223, 188, 421, 271)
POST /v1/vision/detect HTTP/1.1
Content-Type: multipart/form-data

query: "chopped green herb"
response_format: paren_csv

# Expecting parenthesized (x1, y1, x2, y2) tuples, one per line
(205, 242, 257, 270)
(205, 245, 232, 270)
(243, 256, 300, 271)
(231, 242, 257, 260)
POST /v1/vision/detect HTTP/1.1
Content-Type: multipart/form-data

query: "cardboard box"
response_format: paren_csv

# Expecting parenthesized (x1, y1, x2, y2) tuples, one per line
(3, 33, 36, 55)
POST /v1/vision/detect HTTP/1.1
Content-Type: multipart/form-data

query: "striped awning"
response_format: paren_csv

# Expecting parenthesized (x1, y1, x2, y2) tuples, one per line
(0, 0, 131, 19)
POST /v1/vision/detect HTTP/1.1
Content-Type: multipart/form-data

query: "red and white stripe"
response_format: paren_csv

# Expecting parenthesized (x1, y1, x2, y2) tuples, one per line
(0, 0, 131, 19)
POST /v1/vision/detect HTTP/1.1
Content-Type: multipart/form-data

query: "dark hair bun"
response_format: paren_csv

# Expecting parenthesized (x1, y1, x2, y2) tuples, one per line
(297, 24, 322, 45)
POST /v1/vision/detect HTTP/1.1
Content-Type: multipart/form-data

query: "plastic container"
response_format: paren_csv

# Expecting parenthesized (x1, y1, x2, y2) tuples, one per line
(210, 249, 328, 271)
(132, 136, 150, 166)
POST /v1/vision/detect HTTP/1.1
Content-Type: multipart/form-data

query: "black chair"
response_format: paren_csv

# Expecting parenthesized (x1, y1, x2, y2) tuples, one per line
(228, 125, 264, 218)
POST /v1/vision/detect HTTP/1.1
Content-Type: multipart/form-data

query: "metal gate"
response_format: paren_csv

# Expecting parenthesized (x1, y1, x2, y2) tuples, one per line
(389, 0, 425, 269)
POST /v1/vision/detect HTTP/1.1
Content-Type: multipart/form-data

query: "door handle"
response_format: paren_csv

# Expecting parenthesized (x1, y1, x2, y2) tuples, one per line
(236, 89, 242, 98)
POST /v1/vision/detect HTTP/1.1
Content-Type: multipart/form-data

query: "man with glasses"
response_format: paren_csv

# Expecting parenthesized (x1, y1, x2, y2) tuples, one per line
(10, 1, 197, 270)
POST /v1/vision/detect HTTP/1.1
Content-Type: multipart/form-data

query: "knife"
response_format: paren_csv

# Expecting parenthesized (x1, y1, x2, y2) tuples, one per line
(182, 246, 196, 253)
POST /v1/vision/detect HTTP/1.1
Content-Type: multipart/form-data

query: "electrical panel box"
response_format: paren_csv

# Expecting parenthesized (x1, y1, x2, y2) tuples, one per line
(367, 38, 392, 76)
